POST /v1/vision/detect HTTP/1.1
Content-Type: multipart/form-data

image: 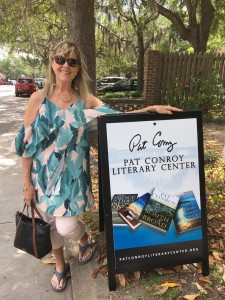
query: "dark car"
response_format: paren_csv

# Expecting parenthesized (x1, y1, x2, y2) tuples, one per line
(15, 78, 37, 96)
(96, 76, 126, 88)
(98, 78, 137, 93)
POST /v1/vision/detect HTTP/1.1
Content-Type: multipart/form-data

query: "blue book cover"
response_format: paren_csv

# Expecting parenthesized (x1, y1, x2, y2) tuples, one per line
(173, 190, 202, 233)
(118, 193, 150, 230)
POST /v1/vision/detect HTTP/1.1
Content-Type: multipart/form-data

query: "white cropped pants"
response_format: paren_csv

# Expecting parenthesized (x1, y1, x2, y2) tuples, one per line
(43, 213, 86, 250)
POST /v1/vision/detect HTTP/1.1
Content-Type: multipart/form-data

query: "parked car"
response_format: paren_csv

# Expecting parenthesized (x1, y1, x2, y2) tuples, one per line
(34, 77, 45, 89)
(0, 80, 9, 85)
(8, 79, 17, 85)
(97, 78, 137, 93)
(15, 78, 37, 96)
(96, 76, 126, 88)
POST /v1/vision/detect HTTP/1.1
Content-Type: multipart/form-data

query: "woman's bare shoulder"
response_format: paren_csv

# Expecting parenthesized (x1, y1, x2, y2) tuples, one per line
(28, 90, 45, 107)
(85, 93, 103, 109)
(24, 91, 45, 127)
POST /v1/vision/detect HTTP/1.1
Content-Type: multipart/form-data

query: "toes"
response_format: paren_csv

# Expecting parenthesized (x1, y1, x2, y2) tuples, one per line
(51, 274, 63, 290)
(81, 248, 91, 261)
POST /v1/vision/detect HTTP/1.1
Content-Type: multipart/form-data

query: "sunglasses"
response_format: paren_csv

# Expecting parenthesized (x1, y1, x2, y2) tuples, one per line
(53, 55, 80, 67)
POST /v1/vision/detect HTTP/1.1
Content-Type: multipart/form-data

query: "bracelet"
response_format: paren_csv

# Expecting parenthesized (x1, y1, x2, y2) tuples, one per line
(23, 185, 33, 191)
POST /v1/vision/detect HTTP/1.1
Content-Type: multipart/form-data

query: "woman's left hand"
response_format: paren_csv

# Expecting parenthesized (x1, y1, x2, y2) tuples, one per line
(144, 105, 183, 114)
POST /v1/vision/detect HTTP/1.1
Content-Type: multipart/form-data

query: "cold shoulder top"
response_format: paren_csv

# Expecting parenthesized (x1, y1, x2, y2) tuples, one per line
(11, 98, 118, 216)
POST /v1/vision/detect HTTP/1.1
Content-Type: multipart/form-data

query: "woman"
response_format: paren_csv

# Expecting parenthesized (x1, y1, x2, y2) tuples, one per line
(11, 39, 182, 292)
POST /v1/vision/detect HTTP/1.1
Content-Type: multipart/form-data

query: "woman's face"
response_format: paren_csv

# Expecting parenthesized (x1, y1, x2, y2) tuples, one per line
(51, 52, 80, 84)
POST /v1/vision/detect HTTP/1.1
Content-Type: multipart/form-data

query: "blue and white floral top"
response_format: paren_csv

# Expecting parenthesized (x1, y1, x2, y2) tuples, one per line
(11, 98, 118, 217)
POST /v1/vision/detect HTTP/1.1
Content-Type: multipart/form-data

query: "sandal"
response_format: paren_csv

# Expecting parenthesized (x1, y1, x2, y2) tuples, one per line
(78, 236, 95, 265)
(51, 262, 71, 292)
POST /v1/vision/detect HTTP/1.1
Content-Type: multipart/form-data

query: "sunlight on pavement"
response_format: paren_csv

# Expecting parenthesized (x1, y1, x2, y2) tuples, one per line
(0, 158, 16, 166)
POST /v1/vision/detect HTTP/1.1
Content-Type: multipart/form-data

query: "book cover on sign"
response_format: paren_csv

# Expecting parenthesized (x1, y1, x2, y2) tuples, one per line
(111, 194, 138, 224)
(139, 188, 180, 232)
(173, 190, 202, 233)
(118, 193, 150, 230)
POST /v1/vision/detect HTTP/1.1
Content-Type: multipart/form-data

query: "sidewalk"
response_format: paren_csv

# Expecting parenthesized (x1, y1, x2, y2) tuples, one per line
(66, 239, 111, 300)
(0, 96, 128, 300)
(0, 96, 73, 300)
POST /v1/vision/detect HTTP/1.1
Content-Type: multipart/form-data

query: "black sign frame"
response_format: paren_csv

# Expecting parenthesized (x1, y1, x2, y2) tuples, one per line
(97, 111, 209, 291)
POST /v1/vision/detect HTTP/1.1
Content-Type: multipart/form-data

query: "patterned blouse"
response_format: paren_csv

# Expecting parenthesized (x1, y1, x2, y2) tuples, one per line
(11, 98, 118, 217)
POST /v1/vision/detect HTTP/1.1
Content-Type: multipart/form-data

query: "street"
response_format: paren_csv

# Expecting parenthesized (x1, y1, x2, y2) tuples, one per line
(0, 93, 73, 300)
(0, 85, 15, 97)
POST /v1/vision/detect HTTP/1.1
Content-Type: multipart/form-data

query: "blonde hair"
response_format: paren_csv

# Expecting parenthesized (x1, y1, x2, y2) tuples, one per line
(43, 39, 90, 103)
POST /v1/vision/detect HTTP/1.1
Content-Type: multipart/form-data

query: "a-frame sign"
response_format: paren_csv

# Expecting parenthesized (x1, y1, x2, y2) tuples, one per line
(98, 111, 209, 291)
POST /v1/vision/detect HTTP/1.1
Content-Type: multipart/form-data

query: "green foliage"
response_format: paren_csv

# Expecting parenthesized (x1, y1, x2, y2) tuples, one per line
(0, 55, 45, 79)
(204, 150, 218, 165)
(99, 90, 142, 99)
(96, 50, 134, 78)
(1, 0, 225, 88)
(0, 0, 67, 66)
(164, 70, 225, 121)
(205, 150, 225, 202)
(103, 91, 128, 98)
(208, 1, 225, 51)
(210, 264, 225, 285)
(130, 90, 142, 97)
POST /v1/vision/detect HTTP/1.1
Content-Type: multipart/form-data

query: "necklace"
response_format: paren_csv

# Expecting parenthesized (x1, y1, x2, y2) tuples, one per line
(62, 96, 72, 103)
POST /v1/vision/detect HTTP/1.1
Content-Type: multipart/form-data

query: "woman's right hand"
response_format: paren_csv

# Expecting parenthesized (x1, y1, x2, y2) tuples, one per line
(23, 184, 36, 206)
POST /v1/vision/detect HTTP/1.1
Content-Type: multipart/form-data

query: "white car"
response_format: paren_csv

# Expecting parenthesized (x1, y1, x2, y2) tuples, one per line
(8, 79, 17, 85)
(34, 78, 45, 89)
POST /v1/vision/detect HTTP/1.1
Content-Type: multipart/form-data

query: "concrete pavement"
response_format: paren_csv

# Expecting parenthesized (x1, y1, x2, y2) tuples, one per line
(0, 95, 133, 300)
(0, 96, 73, 299)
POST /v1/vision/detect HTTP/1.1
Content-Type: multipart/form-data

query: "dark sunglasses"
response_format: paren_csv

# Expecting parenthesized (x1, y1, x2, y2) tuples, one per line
(53, 55, 80, 67)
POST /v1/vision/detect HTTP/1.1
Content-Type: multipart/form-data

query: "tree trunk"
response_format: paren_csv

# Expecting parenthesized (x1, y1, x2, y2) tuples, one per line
(65, 0, 96, 94)
(137, 34, 145, 93)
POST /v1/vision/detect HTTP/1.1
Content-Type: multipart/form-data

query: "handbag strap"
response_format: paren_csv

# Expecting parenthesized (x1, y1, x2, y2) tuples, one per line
(16, 201, 46, 259)
(31, 204, 38, 258)
(31, 201, 49, 259)
(19, 202, 44, 220)
(31, 201, 45, 221)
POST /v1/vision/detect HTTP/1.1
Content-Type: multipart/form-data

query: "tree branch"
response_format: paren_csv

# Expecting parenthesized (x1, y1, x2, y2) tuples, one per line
(157, 3, 189, 40)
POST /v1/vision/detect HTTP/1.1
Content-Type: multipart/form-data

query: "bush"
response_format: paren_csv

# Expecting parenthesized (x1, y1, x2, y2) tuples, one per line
(101, 91, 142, 99)
(129, 90, 142, 97)
(164, 69, 225, 122)
(104, 91, 127, 98)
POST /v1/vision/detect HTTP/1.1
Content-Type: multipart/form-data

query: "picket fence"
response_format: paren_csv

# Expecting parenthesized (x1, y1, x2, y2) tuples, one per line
(158, 52, 225, 103)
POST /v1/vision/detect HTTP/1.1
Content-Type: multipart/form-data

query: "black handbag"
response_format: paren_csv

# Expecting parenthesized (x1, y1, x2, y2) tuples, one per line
(14, 201, 52, 259)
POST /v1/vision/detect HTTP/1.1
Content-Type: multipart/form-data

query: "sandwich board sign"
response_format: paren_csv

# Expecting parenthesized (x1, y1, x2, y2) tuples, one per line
(97, 111, 209, 291)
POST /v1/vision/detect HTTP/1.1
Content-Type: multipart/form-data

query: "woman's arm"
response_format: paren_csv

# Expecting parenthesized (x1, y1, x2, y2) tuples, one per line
(127, 105, 183, 114)
(22, 157, 36, 206)
(21, 91, 44, 205)
(87, 93, 182, 114)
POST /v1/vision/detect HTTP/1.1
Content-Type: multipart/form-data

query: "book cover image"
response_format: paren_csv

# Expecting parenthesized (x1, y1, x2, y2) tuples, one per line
(173, 190, 202, 233)
(111, 194, 138, 224)
(139, 188, 180, 232)
(118, 192, 150, 230)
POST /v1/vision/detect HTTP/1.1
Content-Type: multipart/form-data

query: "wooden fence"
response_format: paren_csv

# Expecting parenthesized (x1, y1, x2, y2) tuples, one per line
(144, 51, 225, 106)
